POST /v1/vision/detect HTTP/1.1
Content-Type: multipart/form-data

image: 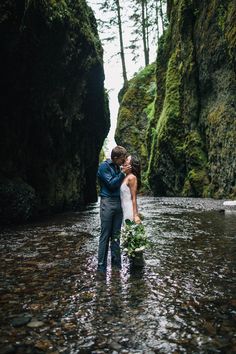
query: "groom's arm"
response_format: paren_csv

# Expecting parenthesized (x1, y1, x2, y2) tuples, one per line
(98, 163, 125, 190)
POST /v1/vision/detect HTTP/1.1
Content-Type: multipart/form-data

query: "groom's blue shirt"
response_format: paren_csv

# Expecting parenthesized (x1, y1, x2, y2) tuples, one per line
(97, 159, 125, 198)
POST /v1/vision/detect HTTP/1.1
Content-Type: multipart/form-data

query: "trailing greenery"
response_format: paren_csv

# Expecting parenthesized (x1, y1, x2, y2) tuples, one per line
(121, 220, 149, 258)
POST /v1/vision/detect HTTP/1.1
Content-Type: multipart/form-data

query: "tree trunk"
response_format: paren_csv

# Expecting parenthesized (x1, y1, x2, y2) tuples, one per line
(141, 0, 149, 66)
(145, 0, 150, 65)
(159, 0, 164, 32)
(155, 0, 160, 45)
(116, 0, 128, 85)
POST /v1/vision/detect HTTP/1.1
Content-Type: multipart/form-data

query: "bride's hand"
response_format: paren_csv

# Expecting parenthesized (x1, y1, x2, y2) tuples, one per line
(134, 214, 141, 224)
(121, 164, 131, 175)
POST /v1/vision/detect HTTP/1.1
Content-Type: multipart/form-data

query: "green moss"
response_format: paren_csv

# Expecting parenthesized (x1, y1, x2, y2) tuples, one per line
(180, 129, 209, 197)
(185, 131, 207, 168)
(122, 87, 140, 105)
(134, 64, 156, 83)
(147, 128, 157, 177)
(145, 101, 155, 121)
(229, 187, 236, 199)
(206, 102, 236, 199)
(116, 106, 133, 127)
(115, 63, 156, 189)
(183, 169, 209, 197)
(148, 46, 184, 186)
(225, 3, 236, 60)
(139, 171, 151, 194)
(157, 48, 182, 138)
(217, 4, 227, 32)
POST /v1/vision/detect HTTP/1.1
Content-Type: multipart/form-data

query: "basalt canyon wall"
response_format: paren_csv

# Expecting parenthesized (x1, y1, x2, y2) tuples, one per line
(115, 63, 156, 184)
(0, 0, 110, 224)
(116, 0, 236, 198)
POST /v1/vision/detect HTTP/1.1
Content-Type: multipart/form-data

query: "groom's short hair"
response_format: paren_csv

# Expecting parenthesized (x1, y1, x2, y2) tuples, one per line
(111, 146, 127, 160)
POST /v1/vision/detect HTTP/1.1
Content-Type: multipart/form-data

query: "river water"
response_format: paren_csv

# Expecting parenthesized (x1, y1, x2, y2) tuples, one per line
(0, 197, 236, 354)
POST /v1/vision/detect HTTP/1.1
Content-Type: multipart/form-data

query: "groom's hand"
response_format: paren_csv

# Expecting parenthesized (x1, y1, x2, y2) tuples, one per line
(121, 164, 131, 175)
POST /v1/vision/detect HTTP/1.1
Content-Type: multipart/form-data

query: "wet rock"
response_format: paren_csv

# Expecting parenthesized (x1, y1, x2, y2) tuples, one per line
(81, 291, 94, 302)
(109, 340, 122, 351)
(79, 340, 95, 349)
(119, 337, 129, 345)
(34, 340, 53, 351)
(28, 304, 43, 311)
(62, 322, 77, 332)
(0, 345, 15, 354)
(58, 232, 68, 236)
(230, 299, 236, 306)
(11, 315, 32, 327)
(97, 340, 107, 349)
(0, 344, 45, 354)
(27, 320, 44, 328)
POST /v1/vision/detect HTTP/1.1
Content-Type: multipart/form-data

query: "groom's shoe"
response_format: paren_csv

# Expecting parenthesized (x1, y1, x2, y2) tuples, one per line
(111, 266, 122, 278)
(111, 262, 122, 270)
(96, 269, 106, 281)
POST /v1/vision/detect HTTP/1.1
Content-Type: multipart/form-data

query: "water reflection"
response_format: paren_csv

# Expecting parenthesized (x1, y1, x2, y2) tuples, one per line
(0, 197, 235, 353)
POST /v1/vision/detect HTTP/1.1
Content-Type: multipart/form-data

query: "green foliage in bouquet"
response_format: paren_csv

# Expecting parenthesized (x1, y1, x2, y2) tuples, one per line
(121, 220, 149, 257)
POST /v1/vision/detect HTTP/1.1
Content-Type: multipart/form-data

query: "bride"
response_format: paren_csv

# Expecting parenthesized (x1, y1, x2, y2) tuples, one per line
(120, 155, 141, 224)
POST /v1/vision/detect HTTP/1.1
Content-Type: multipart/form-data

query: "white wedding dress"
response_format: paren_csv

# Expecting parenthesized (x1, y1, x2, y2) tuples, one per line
(120, 183, 133, 223)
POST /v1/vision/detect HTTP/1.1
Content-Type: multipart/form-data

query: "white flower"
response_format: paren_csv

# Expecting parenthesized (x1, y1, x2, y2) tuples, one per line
(134, 246, 145, 252)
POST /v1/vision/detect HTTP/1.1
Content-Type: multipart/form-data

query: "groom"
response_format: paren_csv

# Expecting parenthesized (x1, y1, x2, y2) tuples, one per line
(97, 145, 131, 274)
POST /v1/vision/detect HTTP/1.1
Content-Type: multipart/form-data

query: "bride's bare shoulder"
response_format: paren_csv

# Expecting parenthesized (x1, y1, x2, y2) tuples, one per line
(128, 174, 137, 183)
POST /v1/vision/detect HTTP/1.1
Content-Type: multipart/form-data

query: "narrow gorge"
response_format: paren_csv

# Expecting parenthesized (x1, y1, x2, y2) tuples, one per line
(1, 0, 235, 225)
(0, 2, 235, 352)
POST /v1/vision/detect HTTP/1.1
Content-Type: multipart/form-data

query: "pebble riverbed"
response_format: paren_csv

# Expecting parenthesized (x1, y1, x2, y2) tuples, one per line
(0, 197, 236, 353)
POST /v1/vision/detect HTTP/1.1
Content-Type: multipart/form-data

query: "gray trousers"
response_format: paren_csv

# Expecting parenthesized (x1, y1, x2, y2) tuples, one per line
(97, 197, 123, 272)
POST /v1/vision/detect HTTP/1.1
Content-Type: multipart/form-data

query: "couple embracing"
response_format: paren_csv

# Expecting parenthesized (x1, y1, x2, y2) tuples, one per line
(97, 145, 141, 275)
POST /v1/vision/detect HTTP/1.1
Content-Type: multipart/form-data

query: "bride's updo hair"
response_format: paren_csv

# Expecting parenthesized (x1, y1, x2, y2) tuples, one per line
(130, 155, 141, 189)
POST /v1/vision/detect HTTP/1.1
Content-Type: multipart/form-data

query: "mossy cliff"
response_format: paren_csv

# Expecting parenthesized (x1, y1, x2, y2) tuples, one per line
(0, 0, 110, 224)
(148, 0, 236, 198)
(115, 63, 156, 176)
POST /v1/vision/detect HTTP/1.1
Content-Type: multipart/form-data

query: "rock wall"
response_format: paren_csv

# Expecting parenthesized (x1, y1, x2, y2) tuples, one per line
(115, 63, 156, 183)
(148, 0, 236, 198)
(0, 0, 110, 224)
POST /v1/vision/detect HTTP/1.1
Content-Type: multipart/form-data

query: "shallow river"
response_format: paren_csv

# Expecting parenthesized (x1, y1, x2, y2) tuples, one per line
(0, 197, 236, 354)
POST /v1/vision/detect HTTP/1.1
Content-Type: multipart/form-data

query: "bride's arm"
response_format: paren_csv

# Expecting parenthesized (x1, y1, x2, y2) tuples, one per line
(128, 175, 141, 224)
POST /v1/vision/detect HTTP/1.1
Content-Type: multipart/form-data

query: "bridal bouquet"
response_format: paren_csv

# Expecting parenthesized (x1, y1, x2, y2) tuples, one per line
(121, 219, 148, 257)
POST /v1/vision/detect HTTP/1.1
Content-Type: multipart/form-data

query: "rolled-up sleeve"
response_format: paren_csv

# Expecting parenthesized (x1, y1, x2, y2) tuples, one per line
(98, 163, 125, 191)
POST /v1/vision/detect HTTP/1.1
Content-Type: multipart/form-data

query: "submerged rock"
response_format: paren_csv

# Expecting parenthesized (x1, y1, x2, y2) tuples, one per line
(27, 320, 45, 328)
(11, 315, 32, 327)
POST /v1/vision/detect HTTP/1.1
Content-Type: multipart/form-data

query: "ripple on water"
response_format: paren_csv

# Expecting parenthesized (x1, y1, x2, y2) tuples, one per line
(0, 197, 235, 353)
